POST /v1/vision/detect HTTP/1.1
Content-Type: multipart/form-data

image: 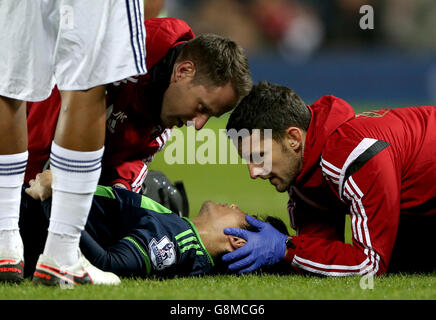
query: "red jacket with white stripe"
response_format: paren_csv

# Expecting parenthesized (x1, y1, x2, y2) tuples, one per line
(25, 18, 195, 192)
(284, 95, 436, 275)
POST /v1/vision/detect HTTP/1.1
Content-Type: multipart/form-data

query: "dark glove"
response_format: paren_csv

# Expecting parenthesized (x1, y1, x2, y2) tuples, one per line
(222, 215, 288, 274)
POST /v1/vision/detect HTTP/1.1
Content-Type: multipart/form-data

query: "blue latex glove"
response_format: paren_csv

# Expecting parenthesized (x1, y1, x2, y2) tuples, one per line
(222, 215, 288, 274)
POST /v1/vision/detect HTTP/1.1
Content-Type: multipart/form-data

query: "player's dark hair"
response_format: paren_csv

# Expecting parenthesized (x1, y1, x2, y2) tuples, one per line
(244, 215, 290, 236)
(177, 34, 253, 102)
(226, 81, 311, 141)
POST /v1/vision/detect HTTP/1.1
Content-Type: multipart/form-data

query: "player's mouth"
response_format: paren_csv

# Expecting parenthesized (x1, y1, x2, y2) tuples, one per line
(269, 177, 278, 185)
(218, 203, 240, 210)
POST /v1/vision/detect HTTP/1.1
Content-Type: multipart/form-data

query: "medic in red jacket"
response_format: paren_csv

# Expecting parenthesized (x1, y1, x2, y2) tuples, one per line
(223, 82, 436, 276)
(286, 97, 436, 276)
(26, 18, 195, 192)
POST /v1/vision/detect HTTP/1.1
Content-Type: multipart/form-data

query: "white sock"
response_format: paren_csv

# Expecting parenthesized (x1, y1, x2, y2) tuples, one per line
(43, 142, 103, 266)
(42, 232, 80, 267)
(0, 230, 23, 255)
(0, 151, 27, 253)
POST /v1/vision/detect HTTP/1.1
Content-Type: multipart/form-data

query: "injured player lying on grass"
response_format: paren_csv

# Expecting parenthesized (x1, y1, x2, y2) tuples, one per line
(21, 170, 289, 280)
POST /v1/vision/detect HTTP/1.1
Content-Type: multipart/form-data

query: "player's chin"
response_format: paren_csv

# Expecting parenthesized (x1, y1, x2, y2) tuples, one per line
(269, 178, 284, 192)
(274, 182, 289, 193)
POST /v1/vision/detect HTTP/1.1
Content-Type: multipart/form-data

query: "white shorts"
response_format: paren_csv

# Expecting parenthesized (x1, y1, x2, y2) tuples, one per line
(0, 0, 147, 102)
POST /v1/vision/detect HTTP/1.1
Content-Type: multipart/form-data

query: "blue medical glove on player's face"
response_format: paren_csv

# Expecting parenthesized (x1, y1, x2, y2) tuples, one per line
(222, 215, 288, 274)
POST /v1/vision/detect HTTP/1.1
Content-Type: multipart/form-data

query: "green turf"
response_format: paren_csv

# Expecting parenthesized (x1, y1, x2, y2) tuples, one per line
(1, 274, 435, 300)
(3, 113, 435, 300)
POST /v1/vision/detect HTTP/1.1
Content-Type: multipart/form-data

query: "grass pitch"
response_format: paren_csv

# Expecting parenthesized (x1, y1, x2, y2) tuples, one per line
(1, 274, 435, 300)
(2, 114, 435, 300)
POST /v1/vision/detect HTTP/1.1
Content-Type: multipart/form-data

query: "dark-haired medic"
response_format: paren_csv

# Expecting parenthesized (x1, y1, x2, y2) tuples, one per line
(224, 81, 436, 276)
(25, 18, 253, 192)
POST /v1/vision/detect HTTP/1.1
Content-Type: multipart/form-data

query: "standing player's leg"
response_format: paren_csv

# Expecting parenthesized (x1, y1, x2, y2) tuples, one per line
(32, 86, 121, 286)
(0, 97, 28, 282)
(32, 0, 146, 286)
(41, 87, 106, 268)
(0, 0, 56, 283)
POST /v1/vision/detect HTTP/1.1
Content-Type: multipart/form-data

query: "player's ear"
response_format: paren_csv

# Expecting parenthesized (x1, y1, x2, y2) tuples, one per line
(174, 61, 195, 81)
(228, 235, 246, 250)
(285, 126, 303, 152)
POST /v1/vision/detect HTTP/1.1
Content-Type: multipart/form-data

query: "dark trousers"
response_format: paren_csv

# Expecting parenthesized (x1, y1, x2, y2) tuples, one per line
(19, 191, 49, 278)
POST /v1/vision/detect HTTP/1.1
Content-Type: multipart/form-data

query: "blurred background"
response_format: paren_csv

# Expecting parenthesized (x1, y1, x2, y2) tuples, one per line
(149, 0, 436, 234)
(160, 0, 436, 106)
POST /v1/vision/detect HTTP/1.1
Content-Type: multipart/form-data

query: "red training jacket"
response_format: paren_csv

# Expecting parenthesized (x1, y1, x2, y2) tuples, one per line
(26, 18, 195, 192)
(284, 96, 436, 276)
